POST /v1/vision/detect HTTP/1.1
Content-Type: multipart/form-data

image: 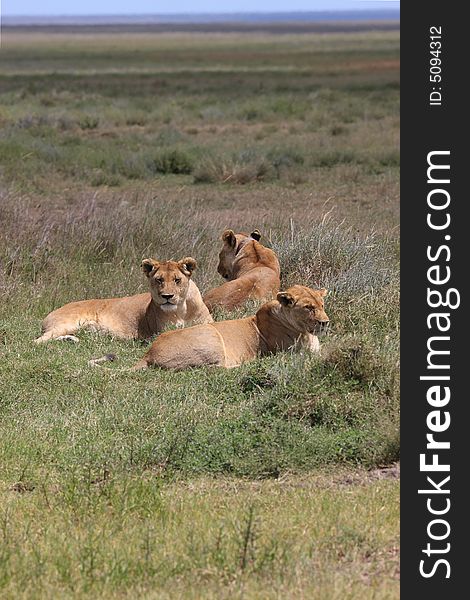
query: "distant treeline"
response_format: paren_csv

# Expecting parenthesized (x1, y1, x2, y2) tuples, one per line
(3, 21, 400, 35)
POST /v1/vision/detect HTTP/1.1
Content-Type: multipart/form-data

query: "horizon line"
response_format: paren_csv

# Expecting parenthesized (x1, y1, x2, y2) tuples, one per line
(3, 9, 401, 17)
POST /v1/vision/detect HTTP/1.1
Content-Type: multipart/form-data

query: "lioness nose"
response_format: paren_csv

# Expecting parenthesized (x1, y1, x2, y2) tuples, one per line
(161, 293, 174, 299)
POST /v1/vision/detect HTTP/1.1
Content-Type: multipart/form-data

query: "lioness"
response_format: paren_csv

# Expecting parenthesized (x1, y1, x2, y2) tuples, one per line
(35, 257, 212, 343)
(132, 285, 329, 370)
(203, 229, 281, 312)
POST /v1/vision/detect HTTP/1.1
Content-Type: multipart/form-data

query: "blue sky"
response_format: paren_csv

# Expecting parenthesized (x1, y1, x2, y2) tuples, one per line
(2, 1, 400, 16)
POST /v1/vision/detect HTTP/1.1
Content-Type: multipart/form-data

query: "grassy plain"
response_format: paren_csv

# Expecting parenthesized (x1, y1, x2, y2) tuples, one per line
(0, 24, 399, 598)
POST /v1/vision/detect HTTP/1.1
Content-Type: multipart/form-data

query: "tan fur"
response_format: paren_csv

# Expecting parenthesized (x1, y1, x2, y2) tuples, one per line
(203, 229, 281, 312)
(132, 285, 329, 370)
(35, 257, 212, 343)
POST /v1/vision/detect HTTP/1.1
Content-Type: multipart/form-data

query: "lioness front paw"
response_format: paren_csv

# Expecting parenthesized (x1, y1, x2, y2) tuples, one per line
(56, 335, 80, 343)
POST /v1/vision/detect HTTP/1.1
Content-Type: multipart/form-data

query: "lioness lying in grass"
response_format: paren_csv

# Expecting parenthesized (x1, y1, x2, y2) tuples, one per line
(35, 257, 212, 343)
(131, 285, 329, 370)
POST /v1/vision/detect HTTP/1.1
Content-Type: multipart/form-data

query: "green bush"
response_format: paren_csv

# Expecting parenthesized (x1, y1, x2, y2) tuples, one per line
(153, 149, 193, 175)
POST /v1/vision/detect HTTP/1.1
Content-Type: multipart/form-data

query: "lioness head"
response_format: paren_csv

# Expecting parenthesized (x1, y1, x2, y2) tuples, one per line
(141, 257, 197, 311)
(276, 285, 329, 334)
(217, 229, 262, 280)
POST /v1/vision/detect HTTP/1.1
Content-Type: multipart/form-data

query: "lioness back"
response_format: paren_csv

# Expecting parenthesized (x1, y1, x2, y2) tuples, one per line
(132, 317, 260, 370)
(39, 294, 152, 341)
(135, 325, 225, 370)
(203, 229, 281, 312)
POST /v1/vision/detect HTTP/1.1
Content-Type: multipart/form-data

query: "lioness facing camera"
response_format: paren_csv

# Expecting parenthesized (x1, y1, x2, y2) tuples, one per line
(132, 285, 328, 370)
(35, 257, 212, 343)
(203, 229, 281, 312)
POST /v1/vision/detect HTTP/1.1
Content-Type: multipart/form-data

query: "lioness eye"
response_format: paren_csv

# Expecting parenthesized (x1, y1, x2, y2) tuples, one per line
(156, 278, 164, 284)
(175, 278, 182, 284)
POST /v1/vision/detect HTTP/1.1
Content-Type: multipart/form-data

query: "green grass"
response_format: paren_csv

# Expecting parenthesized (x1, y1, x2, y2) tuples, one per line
(0, 473, 399, 599)
(0, 199, 399, 477)
(0, 26, 399, 598)
(1, 321, 398, 479)
(0, 30, 399, 198)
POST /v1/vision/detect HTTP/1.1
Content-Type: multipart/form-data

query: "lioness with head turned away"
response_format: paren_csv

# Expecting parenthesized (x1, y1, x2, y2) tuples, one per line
(203, 229, 281, 312)
(131, 285, 329, 371)
(35, 257, 212, 343)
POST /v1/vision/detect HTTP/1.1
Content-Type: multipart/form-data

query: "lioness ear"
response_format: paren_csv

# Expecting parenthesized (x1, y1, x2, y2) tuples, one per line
(277, 291, 295, 306)
(222, 229, 236, 248)
(319, 288, 328, 297)
(178, 257, 197, 276)
(142, 259, 158, 277)
(250, 229, 261, 241)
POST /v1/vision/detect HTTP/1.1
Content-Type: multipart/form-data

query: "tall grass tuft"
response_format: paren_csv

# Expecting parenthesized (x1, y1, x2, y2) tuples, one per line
(193, 150, 274, 184)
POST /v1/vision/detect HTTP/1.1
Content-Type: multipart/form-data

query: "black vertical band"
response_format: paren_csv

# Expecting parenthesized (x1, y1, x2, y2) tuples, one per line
(401, 3, 467, 596)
